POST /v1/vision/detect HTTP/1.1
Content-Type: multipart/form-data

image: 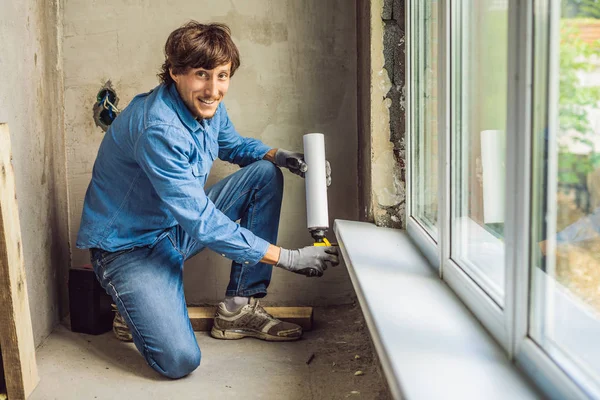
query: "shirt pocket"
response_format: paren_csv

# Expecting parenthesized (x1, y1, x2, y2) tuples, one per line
(191, 159, 210, 178)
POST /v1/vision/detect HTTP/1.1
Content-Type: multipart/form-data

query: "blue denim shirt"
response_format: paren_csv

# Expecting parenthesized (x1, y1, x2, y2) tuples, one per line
(76, 83, 272, 266)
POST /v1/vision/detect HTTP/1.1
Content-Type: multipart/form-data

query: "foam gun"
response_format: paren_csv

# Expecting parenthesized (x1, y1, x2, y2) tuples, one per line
(303, 133, 331, 247)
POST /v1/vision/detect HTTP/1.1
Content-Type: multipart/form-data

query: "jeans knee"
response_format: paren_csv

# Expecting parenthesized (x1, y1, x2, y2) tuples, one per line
(152, 345, 201, 379)
(253, 160, 283, 190)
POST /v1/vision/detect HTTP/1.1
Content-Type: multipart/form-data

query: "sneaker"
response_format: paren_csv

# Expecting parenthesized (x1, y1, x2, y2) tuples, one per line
(111, 304, 133, 342)
(211, 298, 302, 341)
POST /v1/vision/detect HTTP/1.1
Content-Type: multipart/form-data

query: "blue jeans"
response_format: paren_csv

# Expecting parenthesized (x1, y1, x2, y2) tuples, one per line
(90, 160, 283, 379)
(556, 205, 600, 245)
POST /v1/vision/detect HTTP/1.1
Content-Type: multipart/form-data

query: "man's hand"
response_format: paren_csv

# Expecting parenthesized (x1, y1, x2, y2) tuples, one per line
(539, 240, 547, 256)
(272, 148, 332, 187)
(276, 245, 339, 277)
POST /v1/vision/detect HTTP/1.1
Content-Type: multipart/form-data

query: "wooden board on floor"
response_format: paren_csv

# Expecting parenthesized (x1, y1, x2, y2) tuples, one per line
(188, 306, 313, 332)
(0, 124, 39, 399)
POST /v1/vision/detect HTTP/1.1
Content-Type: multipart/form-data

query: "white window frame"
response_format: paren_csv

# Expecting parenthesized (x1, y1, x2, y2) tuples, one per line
(406, 0, 598, 398)
(406, 0, 441, 271)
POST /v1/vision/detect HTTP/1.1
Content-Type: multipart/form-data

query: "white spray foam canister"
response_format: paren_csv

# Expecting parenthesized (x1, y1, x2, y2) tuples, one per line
(303, 133, 329, 232)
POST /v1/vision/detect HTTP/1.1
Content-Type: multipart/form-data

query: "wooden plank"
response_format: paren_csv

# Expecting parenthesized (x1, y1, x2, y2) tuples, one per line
(0, 124, 39, 399)
(188, 306, 313, 332)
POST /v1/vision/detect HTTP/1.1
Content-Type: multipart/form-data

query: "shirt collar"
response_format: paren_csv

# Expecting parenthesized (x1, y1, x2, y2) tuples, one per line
(166, 83, 202, 132)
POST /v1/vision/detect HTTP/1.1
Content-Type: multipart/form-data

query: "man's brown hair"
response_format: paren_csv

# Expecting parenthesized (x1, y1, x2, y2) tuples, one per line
(158, 21, 240, 85)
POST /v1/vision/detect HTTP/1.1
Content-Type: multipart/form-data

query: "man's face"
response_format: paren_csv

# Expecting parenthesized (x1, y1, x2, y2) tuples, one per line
(170, 63, 231, 120)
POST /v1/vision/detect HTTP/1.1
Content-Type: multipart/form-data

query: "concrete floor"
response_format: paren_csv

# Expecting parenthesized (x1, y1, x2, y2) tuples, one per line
(29, 304, 391, 400)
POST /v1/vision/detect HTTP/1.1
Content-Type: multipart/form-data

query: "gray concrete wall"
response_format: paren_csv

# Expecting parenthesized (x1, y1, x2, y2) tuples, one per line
(357, 0, 373, 222)
(0, 0, 70, 345)
(63, 0, 358, 305)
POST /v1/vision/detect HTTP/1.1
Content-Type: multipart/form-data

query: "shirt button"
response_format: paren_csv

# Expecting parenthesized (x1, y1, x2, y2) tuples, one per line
(221, 254, 225, 257)
(244, 261, 249, 264)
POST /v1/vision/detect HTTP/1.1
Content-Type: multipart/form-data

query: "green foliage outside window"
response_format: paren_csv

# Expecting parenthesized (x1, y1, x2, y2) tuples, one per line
(562, 0, 600, 19)
(557, 18, 600, 188)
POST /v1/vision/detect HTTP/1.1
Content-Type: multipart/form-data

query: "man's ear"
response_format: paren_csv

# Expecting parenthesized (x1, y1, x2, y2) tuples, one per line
(169, 68, 178, 84)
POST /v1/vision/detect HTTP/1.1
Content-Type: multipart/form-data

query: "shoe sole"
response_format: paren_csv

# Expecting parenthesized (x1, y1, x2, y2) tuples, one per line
(113, 311, 133, 342)
(113, 325, 133, 342)
(210, 327, 301, 342)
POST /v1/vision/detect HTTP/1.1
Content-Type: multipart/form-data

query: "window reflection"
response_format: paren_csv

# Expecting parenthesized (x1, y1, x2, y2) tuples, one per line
(451, 0, 508, 305)
(412, 0, 439, 238)
(531, 0, 600, 392)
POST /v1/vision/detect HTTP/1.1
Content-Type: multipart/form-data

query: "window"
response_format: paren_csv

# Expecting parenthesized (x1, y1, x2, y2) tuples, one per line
(411, 0, 439, 240)
(451, 0, 508, 305)
(529, 0, 600, 395)
(408, 0, 600, 397)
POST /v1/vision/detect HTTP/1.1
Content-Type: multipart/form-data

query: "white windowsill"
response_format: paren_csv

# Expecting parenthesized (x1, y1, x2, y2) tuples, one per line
(333, 219, 540, 400)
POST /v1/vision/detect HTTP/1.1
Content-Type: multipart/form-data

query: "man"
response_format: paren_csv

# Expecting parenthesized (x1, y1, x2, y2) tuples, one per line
(76, 21, 339, 379)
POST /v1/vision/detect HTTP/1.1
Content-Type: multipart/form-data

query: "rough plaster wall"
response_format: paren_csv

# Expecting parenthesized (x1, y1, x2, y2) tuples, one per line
(0, 0, 69, 345)
(369, 0, 406, 228)
(63, 0, 358, 306)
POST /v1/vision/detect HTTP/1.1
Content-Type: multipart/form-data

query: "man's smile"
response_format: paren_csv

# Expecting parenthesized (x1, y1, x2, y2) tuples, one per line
(199, 98, 217, 105)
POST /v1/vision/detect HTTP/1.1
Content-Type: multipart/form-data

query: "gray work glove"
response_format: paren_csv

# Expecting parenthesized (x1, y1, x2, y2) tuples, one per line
(276, 246, 339, 277)
(274, 148, 332, 186)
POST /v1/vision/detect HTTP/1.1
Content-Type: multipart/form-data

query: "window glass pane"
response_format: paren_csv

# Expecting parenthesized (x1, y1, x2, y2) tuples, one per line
(450, 0, 508, 305)
(412, 0, 439, 239)
(530, 0, 600, 394)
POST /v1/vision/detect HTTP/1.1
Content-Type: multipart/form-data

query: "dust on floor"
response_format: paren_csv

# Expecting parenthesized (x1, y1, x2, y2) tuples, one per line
(29, 303, 392, 400)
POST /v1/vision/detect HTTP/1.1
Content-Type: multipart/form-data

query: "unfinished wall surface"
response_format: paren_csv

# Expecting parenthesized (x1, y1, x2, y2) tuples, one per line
(63, 0, 358, 305)
(358, 0, 406, 228)
(0, 0, 69, 345)
(379, 0, 407, 228)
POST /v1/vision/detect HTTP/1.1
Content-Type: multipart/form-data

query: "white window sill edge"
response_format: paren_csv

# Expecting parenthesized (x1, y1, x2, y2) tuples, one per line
(334, 219, 540, 400)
